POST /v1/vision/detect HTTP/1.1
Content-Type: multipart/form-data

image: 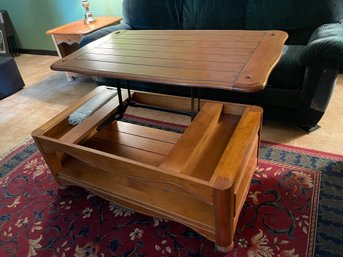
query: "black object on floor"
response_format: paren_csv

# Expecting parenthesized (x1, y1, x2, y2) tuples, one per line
(0, 56, 24, 99)
(0, 10, 19, 56)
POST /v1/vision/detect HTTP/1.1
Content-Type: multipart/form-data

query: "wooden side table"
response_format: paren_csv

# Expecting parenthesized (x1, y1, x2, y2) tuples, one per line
(47, 16, 122, 80)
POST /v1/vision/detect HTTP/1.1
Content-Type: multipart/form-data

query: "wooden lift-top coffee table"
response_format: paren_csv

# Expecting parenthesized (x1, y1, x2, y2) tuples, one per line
(32, 30, 287, 252)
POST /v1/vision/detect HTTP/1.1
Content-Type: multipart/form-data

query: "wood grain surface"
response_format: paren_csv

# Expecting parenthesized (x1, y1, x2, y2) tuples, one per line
(51, 30, 287, 92)
(32, 88, 263, 252)
(46, 16, 122, 35)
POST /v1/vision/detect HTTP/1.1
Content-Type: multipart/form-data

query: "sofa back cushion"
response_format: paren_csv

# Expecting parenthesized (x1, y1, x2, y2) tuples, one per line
(182, 0, 247, 29)
(122, 0, 183, 29)
(246, 0, 343, 30)
(245, 0, 343, 44)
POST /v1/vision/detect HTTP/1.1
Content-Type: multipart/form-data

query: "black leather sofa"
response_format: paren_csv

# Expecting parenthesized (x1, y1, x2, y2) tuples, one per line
(80, 0, 343, 131)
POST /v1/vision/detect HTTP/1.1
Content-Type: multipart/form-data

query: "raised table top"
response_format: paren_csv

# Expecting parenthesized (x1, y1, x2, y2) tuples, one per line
(51, 30, 287, 93)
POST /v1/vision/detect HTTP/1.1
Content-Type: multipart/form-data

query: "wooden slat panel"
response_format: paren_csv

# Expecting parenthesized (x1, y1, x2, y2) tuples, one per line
(117, 35, 258, 41)
(100, 41, 258, 51)
(88, 48, 251, 62)
(115, 31, 264, 42)
(92, 128, 174, 156)
(106, 121, 181, 144)
(51, 30, 288, 93)
(83, 137, 166, 167)
(63, 59, 237, 88)
(77, 54, 245, 72)
(106, 38, 260, 47)
(160, 102, 223, 174)
(119, 29, 265, 37)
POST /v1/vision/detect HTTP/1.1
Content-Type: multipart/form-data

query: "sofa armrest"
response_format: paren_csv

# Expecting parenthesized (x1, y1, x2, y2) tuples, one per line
(299, 23, 343, 70)
(80, 23, 132, 47)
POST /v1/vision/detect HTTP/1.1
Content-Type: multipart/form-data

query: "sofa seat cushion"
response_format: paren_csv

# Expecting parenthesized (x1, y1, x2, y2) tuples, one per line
(182, 0, 247, 29)
(268, 45, 306, 90)
(123, 0, 183, 29)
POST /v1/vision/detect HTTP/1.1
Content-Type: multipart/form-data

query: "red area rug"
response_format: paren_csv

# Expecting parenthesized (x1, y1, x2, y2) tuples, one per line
(0, 117, 322, 257)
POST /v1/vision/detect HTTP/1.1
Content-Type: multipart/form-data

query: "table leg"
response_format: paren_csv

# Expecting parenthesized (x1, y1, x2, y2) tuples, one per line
(51, 35, 76, 81)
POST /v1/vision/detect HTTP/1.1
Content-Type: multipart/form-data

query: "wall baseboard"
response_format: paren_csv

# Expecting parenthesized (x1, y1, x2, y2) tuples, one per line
(18, 49, 58, 56)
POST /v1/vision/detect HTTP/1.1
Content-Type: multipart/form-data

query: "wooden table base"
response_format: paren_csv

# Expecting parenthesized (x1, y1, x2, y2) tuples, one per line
(32, 87, 262, 252)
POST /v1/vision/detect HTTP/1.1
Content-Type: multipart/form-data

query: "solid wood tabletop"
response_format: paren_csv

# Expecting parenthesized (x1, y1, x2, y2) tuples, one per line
(46, 16, 122, 36)
(51, 30, 287, 92)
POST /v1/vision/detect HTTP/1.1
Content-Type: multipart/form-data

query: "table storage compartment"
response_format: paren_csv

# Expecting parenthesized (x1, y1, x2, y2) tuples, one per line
(32, 87, 262, 252)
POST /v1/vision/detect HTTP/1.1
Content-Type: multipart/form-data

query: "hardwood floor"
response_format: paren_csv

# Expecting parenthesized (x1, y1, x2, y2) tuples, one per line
(0, 54, 342, 158)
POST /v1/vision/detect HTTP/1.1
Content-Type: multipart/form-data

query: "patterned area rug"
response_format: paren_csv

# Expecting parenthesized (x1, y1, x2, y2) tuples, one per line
(0, 115, 341, 257)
